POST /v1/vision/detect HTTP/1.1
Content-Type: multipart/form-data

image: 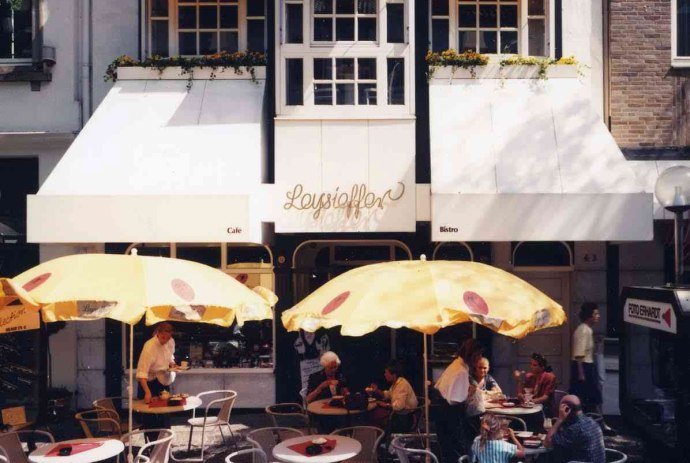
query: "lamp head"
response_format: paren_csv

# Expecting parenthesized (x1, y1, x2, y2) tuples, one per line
(655, 166, 690, 213)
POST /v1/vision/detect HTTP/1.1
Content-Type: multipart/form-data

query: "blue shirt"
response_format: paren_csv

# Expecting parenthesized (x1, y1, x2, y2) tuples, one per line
(551, 414, 605, 463)
(471, 437, 517, 463)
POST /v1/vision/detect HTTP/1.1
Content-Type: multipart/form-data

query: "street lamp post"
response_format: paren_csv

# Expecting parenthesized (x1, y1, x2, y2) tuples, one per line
(655, 166, 690, 284)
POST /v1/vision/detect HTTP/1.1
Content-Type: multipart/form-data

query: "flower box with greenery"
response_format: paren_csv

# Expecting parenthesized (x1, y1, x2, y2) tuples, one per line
(105, 52, 267, 85)
(426, 50, 578, 80)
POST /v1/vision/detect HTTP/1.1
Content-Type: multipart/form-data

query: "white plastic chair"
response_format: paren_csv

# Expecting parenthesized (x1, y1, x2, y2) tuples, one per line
(121, 428, 174, 463)
(186, 390, 238, 461)
(605, 448, 628, 463)
(499, 415, 527, 431)
(331, 426, 384, 463)
(247, 427, 304, 463)
(266, 403, 311, 433)
(0, 430, 55, 463)
(225, 447, 268, 463)
(75, 409, 123, 438)
(458, 457, 470, 463)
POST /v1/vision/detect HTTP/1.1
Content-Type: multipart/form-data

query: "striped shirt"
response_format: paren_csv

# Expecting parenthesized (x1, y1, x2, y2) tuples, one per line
(471, 437, 517, 463)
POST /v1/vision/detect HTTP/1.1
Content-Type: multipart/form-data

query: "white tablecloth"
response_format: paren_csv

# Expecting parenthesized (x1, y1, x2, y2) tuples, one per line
(273, 434, 362, 463)
(29, 438, 124, 463)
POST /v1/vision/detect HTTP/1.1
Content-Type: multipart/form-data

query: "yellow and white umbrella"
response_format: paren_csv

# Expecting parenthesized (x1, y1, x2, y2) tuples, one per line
(282, 257, 565, 435)
(2, 252, 277, 461)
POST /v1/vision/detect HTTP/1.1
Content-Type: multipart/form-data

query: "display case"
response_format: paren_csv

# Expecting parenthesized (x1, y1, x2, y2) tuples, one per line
(122, 243, 276, 408)
(620, 286, 690, 461)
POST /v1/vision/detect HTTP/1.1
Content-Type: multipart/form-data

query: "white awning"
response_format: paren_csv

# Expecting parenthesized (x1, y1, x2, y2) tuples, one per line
(430, 71, 653, 241)
(28, 78, 266, 243)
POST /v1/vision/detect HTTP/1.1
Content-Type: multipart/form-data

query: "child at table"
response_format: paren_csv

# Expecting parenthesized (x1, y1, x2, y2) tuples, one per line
(471, 414, 525, 463)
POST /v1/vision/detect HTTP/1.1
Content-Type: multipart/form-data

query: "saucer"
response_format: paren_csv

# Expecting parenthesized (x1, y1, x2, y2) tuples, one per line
(312, 438, 328, 445)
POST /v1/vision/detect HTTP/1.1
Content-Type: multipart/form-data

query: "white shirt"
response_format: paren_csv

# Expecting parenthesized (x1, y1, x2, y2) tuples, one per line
(434, 357, 469, 404)
(572, 323, 594, 363)
(136, 336, 176, 385)
(384, 377, 419, 412)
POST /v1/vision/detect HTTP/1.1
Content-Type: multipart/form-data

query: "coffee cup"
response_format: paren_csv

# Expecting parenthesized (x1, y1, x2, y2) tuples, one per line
(160, 390, 170, 400)
(180, 361, 188, 369)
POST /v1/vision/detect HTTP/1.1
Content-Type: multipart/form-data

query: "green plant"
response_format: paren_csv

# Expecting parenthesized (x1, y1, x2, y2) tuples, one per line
(5, 0, 25, 11)
(105, 51, 267, 89)
(426, 49, 489, 79)
(499, 55, 579, 79)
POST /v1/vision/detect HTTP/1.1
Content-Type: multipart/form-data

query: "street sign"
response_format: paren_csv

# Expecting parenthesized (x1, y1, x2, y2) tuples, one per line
(623, 297, 677, 334)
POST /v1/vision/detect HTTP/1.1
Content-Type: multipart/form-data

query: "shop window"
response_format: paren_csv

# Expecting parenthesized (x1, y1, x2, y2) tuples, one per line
(0, 0, 32, 63)
(286, 58, 303, 105)
(313, 57, 377, 105)
(512, 241, 573, 268)
(431, 0, 550, 56)
(674, 0, 690, 66)
(313, 0, 377, 42)
(148, 0, 266, 57)
(285, 2, 304, 43)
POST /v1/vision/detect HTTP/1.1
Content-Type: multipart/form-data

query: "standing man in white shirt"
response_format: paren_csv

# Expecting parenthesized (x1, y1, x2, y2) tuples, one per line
(434, 338, 484, 463)
(136, 322, 178, 429)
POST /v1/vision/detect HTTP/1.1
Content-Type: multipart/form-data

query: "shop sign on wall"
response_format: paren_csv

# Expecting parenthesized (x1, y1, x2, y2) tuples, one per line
(0, 306, 40, 334)
(623, 297, 677, 334)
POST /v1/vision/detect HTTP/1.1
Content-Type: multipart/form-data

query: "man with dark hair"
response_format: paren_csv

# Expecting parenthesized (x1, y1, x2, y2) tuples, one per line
(368, 361, 418, 431)
(545, 395, 605, 463)
(570, 302, 602, 412)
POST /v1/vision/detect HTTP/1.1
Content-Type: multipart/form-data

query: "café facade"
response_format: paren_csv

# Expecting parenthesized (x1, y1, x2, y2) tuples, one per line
(2, 0, 673, 411)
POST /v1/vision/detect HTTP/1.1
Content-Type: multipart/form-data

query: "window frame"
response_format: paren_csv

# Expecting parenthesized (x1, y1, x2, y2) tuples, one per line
(312, 57, 379, 105)
(311, 0, 379, 45)
(430, 0, 554, 58)
(145, 0, 267, 58)
(0, 0, 33, 65)
(672, 0, 690, 68)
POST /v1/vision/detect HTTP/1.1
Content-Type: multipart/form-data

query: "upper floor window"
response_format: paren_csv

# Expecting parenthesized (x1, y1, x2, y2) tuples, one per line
(313, 0, 377, 42)
(0, 0, 32, 63)
(148, 0, 266, 57)
(431, 0, 551, 57)
(673, 0, 690, 67)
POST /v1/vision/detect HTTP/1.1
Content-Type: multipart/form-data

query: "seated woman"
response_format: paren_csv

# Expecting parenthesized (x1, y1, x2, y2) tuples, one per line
(466, 357, 502, 433)
(471, 414, 525, 463)
(306, 351, 349, 403)
(368, 361, 418, 431)
(513, 352, 557, 416)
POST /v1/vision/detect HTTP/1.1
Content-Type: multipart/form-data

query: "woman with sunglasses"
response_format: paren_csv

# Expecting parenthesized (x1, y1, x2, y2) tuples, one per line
(512, 353, 557, 417)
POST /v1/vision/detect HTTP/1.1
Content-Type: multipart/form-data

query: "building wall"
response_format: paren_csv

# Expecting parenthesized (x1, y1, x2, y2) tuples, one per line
(609, 0, 690, 148)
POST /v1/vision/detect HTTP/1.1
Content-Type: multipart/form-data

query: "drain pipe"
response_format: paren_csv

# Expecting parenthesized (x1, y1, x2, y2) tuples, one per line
(77, 0, 93, 128)
(603, 0, 611, 128)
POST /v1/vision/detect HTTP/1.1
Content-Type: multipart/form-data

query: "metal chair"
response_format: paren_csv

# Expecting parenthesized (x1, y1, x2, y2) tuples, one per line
(121, 428, 174, 463)
(605, 448, 628, 463)
(186, 390, 238, 461)
(225, 447, 268, 463)
(247, 427, 304, 463)
(390, 434, 441, 463)
(331, 426, 385, 463)
(552, 389, 568, 416)
(75, 409, 123, 438)
(499, 415, 527, 431)
(266, 403, 311, 432)
(0, 430, 55, 463)
(458, 457, 470, 463)
(94, 396, 139, 434)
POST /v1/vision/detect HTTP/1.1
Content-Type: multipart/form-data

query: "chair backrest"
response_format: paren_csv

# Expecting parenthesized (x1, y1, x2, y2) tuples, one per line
(93, 396, 127, 434)
(552, 389, 568, 416)
(247, 427, 304, 461)
(390, 434, 440, 463)
(605, 448, 628, 463)
(0, 433, 28, 463)
(265, 403, 308, 428)
(500, 416, 527, 431)
(586, 412, 604, 424)
(458, 456, 470, 463)
(331, 426, 384, 463)
(226, 447, 268, 463)
(197, 390, 238, 423)
(75, 409, 122, 438)
(299, 388, 308, 409)
(122, 429, 174, 463)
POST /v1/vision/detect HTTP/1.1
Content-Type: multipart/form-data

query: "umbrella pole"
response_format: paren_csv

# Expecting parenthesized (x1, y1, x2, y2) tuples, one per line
(128, 323, 134, 463)
(423, 333, 430, 442)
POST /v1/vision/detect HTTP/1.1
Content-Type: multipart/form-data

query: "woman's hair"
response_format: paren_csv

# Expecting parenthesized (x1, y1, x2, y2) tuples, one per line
(154, 322, 173, 334)
(458, 338, 483, 365)
(531, 352, 553, 372)
(478, 414, 504, 450)
(320, 351, 341, 367)
(579, 302, 598, 322)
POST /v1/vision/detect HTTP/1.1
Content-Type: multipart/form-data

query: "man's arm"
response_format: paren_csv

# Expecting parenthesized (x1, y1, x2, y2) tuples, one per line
(545, 403, 572, 448)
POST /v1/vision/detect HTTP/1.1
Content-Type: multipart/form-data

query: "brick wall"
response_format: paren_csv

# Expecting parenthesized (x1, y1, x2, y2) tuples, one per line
(609, 0, 690, 148)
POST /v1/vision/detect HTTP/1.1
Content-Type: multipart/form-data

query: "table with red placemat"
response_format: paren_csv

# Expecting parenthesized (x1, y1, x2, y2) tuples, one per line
(132, 395, 202, 414)
(28, 438, 125, 463)
(273, 434, 362, 463)
(485, 400, 544, 417)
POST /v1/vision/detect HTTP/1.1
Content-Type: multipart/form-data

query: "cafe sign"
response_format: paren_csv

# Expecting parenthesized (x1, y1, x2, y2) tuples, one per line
(0, 306, 40, 334)
(623, 297, 677, 334)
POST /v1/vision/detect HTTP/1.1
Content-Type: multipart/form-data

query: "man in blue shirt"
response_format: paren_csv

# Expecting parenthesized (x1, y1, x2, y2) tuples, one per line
(545, 394, 605, 463)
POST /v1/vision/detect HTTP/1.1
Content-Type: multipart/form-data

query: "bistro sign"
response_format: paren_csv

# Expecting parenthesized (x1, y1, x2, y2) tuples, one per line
(0, 306, 40, 334)
(623, 297, 677, 334)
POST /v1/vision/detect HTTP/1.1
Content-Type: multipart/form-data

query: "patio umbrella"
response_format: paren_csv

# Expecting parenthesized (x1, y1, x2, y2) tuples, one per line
(281, 257, 565, 435)
(1, 251, 277, 462)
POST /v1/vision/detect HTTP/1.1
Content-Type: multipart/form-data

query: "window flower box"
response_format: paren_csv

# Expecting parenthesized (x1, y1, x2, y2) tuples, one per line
(429, 63, 578, 80)
(115, 65, 266, 81)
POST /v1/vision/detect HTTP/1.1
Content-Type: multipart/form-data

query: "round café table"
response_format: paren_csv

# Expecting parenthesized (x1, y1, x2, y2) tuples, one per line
(132, 395, 202, 414)
(29, 438, 125, 463)
(485, 402, 543, 417)
(273, 434, 362, 463)
(307, 398, 377, 416)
